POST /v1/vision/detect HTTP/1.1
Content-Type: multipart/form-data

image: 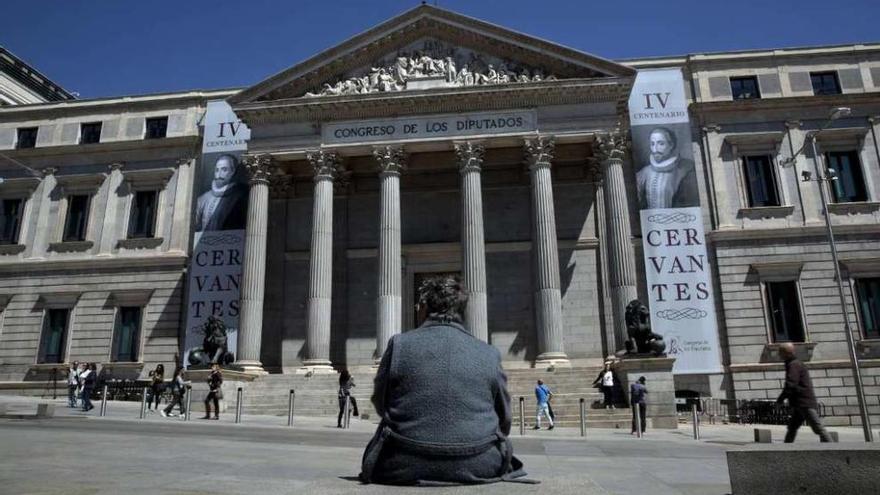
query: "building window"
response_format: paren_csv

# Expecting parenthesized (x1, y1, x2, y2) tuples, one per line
(145, 117, 168, 139)
(38, 308, 69, 364)
(826, 151, 868, 203)
(16, 127, 38, 149)
(856, 278, 880, 340)
(730, 76, 761, 100)
(810, 71, 841, 95)
(766, 281, 806, 343)
(742, 155, 780, 207)
(0, 198, 24, 244)
(79, 122, 102, 144)
(128, 190, 158, 238)
(62, 194, 91, 242)
(112, 306, 141, 362)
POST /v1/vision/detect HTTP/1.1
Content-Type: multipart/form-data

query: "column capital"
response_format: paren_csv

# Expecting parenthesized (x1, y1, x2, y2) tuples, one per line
(784, 120, 803, 130)
(41, 167, 57, 177)
(373, 145, 406, 176)
(523, 135, 555, 171)
(108, 162, 125, 172)
(243, 153, 273, 185)
(701, 124, 722, 134)
(594, 126, 629, 165)
(306, 150, 342, 182)
(454, 141, 485, 174)
(869, 115, 880, 125)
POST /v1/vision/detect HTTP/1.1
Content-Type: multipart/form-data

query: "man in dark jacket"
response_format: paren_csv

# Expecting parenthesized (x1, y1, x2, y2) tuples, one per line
(360, 275, 529, 485)
(777, 343, 832, 442)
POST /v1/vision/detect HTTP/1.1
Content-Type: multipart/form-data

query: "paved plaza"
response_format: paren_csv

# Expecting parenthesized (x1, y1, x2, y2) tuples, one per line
(1, 396, 874, 494)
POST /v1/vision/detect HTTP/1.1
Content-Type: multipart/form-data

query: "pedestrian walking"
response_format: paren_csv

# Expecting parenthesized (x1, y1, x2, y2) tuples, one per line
(337, 369, 359, 428)
(592, 361, 619, 409)
(147, 364, 165, 412)
(630, 376, 647, 435)
(67, 361, 81, 408)
(161, 366, 189, 418)
(202, 363, 223, 420)
(776, 343, 833, 442)
(80, 363, 97, 412)
(533, 379, 554, 430)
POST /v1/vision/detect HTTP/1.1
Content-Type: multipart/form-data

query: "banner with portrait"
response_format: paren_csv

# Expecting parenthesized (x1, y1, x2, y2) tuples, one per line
(628, 69, 722, 374)
(183, 100, 251, 368)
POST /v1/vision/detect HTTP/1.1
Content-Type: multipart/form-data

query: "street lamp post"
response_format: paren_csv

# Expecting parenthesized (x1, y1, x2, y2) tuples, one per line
(784, 107, 873, 442)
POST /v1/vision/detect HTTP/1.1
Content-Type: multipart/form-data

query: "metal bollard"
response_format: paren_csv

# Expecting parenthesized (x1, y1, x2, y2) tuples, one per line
(99, 384, 109, 417)
(634, 403, 642, 438)
(287, 389, 295, 427)
(140, 387, 148, 419)
(347, 395, 354, 428)
(579, 398, 586, 437)
(518, 397, 525, 436)
(692, 403, 700, 440)
(185, 386, 192, 421)
(234, 387, 243, 424)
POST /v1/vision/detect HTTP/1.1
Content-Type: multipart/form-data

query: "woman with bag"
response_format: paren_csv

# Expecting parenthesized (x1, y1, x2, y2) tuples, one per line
(80, 363, 97, 412)
(592, 361, 620, 409)
(202, 363, 223, 420)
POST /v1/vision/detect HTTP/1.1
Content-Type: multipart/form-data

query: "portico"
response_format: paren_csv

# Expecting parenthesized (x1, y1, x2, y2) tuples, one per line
(228, 5, 640, 373)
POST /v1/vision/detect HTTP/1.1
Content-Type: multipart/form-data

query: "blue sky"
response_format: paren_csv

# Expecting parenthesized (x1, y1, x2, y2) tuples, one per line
(5, 0, 879, 99)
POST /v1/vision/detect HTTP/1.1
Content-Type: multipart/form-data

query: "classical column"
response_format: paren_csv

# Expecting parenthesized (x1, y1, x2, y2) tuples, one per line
(524, 136, 568, 366)
(373, 145, 405, 360)
(595, 129, 638, 351)
(455, 141, 488, 342)
(302, 150, 341, 370)
(234, 154, 272, 374)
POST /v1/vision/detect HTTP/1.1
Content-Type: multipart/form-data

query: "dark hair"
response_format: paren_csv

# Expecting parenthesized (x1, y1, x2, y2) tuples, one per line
(417, 275, 468, 324)
(638, 376, 646, 384)
(339, 369, 351, 386)
(173, 366, 184, 379)
(155, 364, 164, 374)
(649, 127, 677, 151)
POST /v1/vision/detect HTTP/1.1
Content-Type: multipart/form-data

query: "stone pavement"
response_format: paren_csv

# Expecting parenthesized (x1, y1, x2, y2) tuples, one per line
(0, 396, 874, 494)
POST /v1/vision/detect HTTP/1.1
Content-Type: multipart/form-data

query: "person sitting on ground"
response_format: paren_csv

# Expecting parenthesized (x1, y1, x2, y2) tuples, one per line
(360, 275, 531, 485)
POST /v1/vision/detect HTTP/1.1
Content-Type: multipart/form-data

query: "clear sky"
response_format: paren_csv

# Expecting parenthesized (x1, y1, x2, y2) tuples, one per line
(4, 0, 879, 99)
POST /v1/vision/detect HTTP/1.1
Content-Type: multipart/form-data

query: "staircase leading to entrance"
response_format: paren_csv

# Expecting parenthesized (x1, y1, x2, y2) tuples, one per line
(241, 366, 633, 428)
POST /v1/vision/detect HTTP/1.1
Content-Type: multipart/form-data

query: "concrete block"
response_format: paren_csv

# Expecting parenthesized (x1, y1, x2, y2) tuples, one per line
(754, 428, 772, 443)
(727, 445, 880, 495)
(828, 431, 839, 442)
(36, 403, 55, 418)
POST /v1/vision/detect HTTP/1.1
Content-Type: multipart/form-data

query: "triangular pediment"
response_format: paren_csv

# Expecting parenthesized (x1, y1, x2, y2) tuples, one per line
(230, 5, 635, 104)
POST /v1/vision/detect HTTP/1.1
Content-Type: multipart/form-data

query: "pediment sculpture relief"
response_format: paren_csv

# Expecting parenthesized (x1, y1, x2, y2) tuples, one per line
(305, 44, 557, 97)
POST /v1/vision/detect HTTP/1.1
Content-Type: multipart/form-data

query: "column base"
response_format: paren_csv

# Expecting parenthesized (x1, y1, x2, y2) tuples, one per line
(534, 353, 571, 370)
(231, 360, 268, 375)
(296, 360, 335, 375)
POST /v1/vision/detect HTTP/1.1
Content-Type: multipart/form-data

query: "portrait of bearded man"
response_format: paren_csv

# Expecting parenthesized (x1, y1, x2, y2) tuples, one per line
(195, 154, 248, 231)
(635, 127, 700, 209)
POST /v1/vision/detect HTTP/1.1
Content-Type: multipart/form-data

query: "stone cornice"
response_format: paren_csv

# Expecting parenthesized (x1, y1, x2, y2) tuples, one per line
(0, 254, 189, 274)
(708, 222, 880, 242)
(234, 78, 629, 125)
(691, 92, 880, 116)
(0, 135, 201, 160)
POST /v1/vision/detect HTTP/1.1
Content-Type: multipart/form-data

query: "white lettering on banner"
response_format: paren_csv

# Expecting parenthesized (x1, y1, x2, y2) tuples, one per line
(628, 69, 722, 375)
(323, 110, 536, 144)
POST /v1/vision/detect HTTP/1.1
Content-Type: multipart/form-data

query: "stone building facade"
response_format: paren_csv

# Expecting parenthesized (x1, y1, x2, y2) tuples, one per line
(1, 6, 879, 425)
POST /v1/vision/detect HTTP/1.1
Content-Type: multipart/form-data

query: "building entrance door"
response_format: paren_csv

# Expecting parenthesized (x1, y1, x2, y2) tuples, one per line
(413, 271, 461, 328)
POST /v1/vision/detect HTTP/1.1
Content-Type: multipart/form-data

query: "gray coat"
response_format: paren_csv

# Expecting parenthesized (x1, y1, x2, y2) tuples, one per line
(360, 319, 528, 485)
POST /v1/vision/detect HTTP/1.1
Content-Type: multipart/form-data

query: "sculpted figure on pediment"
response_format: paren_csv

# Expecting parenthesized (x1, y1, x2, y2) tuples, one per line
(304, 41, 558, 97)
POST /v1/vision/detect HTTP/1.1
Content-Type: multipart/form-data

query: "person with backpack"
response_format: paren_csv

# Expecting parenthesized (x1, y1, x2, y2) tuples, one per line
(202, 363, 223, 420)
(533, 379, 554, 430)
(161, 366, 189, 418)
(80, 363, 97, 412)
